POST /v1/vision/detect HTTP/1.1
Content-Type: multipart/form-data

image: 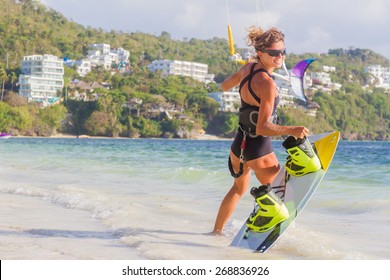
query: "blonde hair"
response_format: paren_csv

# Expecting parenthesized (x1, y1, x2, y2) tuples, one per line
(246, 26, 285, 61)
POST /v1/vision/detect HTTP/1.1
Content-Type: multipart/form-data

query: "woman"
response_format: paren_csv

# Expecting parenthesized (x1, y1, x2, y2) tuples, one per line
(212, 27, 309, 235)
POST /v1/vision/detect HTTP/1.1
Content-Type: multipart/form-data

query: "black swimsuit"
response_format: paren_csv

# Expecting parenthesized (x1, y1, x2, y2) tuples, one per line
(231, 64, 280, 161)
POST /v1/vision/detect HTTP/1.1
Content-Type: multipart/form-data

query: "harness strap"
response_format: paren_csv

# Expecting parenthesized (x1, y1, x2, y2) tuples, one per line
(239, 64, 271, 104)
(228, 130, 247, 178)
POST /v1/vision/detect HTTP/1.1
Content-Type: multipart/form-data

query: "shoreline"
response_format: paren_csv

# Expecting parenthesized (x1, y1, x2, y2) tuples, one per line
(11, 133, 233, 141)
(9, 133, 389, 142)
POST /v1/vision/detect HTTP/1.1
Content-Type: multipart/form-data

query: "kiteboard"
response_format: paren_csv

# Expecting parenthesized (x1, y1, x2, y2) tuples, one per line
(230, 131, 340, 253)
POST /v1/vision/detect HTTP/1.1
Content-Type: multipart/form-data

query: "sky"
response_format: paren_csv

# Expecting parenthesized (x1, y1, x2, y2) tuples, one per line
(41, 0, 390, 60)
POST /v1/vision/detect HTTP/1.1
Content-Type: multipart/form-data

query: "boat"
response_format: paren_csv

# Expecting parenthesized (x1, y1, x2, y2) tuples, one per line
(0, 133, 11, 139)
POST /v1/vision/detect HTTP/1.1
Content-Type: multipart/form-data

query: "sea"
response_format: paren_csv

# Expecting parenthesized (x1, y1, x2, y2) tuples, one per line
(0, 136, 389, 260)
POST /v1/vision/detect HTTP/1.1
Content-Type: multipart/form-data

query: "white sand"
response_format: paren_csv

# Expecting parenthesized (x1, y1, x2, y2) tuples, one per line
(0, 193, 141, 259)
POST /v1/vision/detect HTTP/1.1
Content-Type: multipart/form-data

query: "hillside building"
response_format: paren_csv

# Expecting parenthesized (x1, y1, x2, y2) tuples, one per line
(208, 90, 241, 112)
(64, 43, 130, 76)
(365, 65, 390, 89)
(311, 71, 332, 86)
(18, 54, 64, 106)
(148, 59, 215, 83)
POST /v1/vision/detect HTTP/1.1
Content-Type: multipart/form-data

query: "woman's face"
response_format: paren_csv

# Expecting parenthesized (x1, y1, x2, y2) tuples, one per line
(259, 40, 286, 69)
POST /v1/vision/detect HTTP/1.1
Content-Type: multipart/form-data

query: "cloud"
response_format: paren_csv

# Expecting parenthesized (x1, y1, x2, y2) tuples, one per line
(173, 3, 204, 29)
(41, 0, 390, 59)
(271, 0, 390, 57)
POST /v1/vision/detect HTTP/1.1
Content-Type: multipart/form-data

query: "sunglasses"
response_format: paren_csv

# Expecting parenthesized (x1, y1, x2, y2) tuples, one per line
(261, 49, 286, 57)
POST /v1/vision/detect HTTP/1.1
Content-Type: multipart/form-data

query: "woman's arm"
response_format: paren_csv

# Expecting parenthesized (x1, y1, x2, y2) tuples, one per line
(220, 66, 245, 91)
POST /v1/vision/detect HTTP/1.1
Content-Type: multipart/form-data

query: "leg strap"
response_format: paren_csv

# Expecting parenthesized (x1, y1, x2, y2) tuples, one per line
(228, 130, 247, 178)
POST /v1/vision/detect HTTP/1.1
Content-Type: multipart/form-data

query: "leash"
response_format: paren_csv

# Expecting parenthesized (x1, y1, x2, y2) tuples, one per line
(228, 129, 247, 178)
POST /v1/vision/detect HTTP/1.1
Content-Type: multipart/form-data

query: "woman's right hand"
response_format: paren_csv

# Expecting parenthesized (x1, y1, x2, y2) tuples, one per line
(291, 126, 309, 139)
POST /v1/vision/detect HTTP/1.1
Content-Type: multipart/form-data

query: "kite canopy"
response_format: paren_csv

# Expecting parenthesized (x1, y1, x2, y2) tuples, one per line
(290, 58, 317, 102)
(292, 58, 317, 78)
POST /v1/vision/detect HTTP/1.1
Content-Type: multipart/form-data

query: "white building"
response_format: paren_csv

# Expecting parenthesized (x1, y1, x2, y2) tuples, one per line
(278, 86, 295, 107)
(365, 65, 390, 89)
(311, 71, 332, 86)
(19, 54, 64, 106)
(322, 65, 336, 72)
(65, 44, 130, 76)
(111, 47, 130, 63)
(88, 43, 111, 55)
(241, 48, 255, 61)
(87, 44, 130, 70)
(64, 59, 91, 77)
(148, 59, 214, 83)
(209, 90, 240, 112)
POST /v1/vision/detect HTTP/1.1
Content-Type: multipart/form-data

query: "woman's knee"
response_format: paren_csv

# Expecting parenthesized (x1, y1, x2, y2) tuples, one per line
(231, 179, 249, 197)
(253, 165, 280, 185)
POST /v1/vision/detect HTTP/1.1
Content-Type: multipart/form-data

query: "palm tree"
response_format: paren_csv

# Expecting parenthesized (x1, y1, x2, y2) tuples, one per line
(0, 66, 8, 101)
(9, 71, 18, 91)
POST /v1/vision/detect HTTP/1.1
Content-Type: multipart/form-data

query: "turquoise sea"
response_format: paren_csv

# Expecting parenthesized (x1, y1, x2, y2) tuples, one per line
(0, 137, 389, 259)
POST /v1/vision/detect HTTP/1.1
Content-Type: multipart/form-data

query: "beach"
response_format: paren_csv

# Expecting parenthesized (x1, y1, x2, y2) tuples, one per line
(0, 137, 389, 260)
(0, 193, 143, 259)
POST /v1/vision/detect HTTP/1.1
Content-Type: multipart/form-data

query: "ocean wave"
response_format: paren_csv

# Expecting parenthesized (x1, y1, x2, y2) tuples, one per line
(0, 184, 120, 220)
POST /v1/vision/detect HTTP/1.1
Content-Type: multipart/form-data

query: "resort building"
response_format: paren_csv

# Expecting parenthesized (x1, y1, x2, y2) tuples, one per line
(87, 44, 130, 70)
(365, 65, 390, 89)
(18, 54, 64, 106)
(209, 89, 241, 112)
(322, 65, 336, 72)
(311, 71, 332, 86)
(64, 44, 130, 76)
(148, 59, 215, 83)
(241, 48, 255, 61)
(64, 59, 92, 77)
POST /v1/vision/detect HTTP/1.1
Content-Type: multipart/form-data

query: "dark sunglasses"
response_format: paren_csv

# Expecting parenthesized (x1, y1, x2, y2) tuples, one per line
(261, 49, 286, 57)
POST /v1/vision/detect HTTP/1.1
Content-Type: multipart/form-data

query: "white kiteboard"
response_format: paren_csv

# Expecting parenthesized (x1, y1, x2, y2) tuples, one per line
(230, 131, 340, 253)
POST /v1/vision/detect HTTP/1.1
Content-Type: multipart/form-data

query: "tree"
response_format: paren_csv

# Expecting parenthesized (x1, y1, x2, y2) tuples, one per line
(207, 112, 239, 137)
(0, 66, 8, 101)
(65, 100, 98, 136)
(133, 116, 162, 137)
(84, 111, 110, 136)
(93, 91, 125, 136)
(4, 92, 27, 107)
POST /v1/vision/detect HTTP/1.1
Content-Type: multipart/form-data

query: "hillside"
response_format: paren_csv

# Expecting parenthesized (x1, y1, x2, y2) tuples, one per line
(0, 0, 389, 140)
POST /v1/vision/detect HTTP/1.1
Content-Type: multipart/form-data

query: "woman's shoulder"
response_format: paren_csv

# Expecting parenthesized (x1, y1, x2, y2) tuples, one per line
(254, 67, 273, 82)
(252, 68, 276, 92)
(240, 62, 254, 71)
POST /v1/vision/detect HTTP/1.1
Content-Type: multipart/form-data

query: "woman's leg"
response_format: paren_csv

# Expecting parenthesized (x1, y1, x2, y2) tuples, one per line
(247, 152, 280, 185)
(212, 151, 251, 234)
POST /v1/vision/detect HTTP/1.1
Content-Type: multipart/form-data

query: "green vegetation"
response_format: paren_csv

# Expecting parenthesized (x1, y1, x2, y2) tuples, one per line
(0, 93, 66, 136)
(0, 0, 389, 140)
